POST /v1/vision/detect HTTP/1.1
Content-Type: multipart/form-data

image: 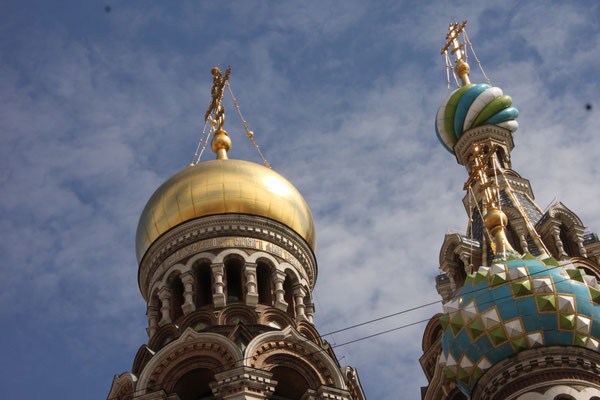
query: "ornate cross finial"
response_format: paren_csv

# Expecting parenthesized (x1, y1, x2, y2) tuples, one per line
(205, 66, 231, 130)
(441, 21, 467, 62)
(441, 21, 470, 86)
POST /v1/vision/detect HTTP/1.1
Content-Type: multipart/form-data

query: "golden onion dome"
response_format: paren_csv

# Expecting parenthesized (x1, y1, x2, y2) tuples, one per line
(135, 158, 316, 262)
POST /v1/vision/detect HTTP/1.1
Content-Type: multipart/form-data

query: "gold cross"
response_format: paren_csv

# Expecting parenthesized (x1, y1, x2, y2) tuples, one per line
(441, 21, 467, 62)
(204, 66, 231, 130)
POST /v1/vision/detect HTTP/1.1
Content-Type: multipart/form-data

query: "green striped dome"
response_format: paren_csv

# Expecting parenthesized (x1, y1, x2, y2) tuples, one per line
(435, 83, 519, 154)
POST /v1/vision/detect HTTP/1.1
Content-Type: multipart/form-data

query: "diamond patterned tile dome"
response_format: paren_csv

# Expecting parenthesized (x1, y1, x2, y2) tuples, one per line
(440, 255, 600, 396)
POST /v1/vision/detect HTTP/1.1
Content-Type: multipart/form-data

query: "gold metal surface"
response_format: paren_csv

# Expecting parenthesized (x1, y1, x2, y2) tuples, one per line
(465, 143, 516, 256)
(442, 21, 471, 86)
(211, 129, 231, 160)
(136, 159, 316, 262)
(205, 66, 231, 130)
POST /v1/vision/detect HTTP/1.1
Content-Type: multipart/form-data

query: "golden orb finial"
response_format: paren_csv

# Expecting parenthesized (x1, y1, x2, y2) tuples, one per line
(211, 129, 231, 160)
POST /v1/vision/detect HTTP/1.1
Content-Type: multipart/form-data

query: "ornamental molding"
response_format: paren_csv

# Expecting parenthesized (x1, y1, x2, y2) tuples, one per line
(210, 366, 277, 398)
(139, 214, 317, 299)
(135, 329, 243, 393)
(244, 326, 347, 390)
(472, 346, 600, 400)
(454, 125, 515, 166)
(107, 372, 137, 400)
(548, 204, 584, 229)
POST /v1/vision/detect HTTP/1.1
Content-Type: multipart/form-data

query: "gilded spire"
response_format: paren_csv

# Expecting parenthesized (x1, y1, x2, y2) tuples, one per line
(206, 66, 232, 160)
(464, 144, 518, 259)
(441, 21, 470, 86)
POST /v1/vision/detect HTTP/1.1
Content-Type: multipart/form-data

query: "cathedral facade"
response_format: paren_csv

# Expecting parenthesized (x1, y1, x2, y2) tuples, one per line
(107, 70, 365, 400)
(420, 23, 600, 400)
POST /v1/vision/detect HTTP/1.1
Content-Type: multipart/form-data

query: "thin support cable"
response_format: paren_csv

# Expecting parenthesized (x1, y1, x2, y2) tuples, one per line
(492, 154, 501, 212)
(469, 186, 492, 264)
(191, 119, 209, 166)
(445, 51, 451, 90)
(226, 83, 271, 169)
(195, 125, 215, 164)
(495, 158, 551, 257)
(106, 264, 586, 400)
(468, 188, 474, 274)
(464, 29, 490, 85)
(445, 51, 460, 88)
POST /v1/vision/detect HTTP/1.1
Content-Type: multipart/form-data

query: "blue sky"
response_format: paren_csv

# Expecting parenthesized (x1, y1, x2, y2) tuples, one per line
(1, 1, 599, 399)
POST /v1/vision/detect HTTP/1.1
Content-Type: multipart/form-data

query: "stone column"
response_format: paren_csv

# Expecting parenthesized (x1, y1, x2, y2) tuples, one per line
(211, 263, 226, 308)
(575, 234, 588, 258)
(518, 233, 529, 254)
(210, 366, 276, 400)
(272, 270, 288, 312)
(244, 262, 259, 307)
(305, 302, 315, 323)
(293, 284, 307, 320)
(146, 305, 161, 338)
(158, 286, 172, 326)
(300, 390, 319, 400)
(458, 253, 471, 275)
(180, 270, 196, 315)
(552, 227, 568, 260)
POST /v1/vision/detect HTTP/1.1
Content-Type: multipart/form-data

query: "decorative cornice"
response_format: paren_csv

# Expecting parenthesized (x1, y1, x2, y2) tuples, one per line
(472, 346, 600, 400)
(454, 125, 515, 167)
(138, 214, 317, 299)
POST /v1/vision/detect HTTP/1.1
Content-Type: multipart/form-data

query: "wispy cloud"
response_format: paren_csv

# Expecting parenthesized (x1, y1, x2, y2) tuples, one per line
(0, 1, 598, 399)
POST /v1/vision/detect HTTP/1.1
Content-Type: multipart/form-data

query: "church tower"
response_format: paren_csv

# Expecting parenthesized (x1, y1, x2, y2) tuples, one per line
(420, 23, 600, 400)
(108, 68, 365, 400)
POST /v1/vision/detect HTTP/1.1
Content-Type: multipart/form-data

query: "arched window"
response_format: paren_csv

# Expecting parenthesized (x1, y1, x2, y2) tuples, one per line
(553, 395, 576, 400)
(283, 275, 296, 316)
(167, 274, 185, 322)
(150, 292, 161, 310)
(172, 368, 216, 400)
(559, 225, 576, 256)
(225, 259, 243, 303)
(257, 263, 273, 305)
(271, 366, 309, 399)
(194, 262, 213, 307)
(505, 221, 521, 253)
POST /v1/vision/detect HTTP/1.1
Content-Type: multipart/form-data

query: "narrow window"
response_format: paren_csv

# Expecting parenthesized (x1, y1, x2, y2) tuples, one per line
(172, 368, 216, 400)
(168, 275, 185, 322)
(195, 263, 213, 307)
(226, 260, 243, 302)
(257, 263, 273, 305)
(559, 226, 574, 256)
(283, 275, 295, 316)
(271, 366, 309, 399)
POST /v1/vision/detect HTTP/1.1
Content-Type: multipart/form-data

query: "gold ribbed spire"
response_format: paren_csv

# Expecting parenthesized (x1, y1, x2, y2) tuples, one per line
(441, 21, 470, 86)
(464, 144, 517, 258)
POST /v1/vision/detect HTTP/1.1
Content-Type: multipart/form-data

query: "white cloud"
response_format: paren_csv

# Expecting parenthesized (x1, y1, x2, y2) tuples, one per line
(1, 1, 599, 399)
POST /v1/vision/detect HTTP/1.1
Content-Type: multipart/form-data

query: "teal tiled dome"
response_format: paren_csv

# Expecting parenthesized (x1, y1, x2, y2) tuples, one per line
(440, 255, 600, 396)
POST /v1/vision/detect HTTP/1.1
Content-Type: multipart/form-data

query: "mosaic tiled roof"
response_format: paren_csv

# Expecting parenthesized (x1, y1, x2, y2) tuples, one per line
(439, 255, 600, 397)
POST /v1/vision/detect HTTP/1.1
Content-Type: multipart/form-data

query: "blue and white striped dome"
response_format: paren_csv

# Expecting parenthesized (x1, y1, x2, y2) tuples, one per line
(435, 83, 519, 154)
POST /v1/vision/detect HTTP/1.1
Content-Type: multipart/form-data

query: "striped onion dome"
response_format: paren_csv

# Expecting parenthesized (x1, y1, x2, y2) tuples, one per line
(435, 83, 519, 154)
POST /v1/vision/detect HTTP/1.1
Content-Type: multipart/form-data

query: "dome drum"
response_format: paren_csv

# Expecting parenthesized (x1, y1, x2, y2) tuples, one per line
(452, 124, 515, 168)
(138, 214, 317, 301)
